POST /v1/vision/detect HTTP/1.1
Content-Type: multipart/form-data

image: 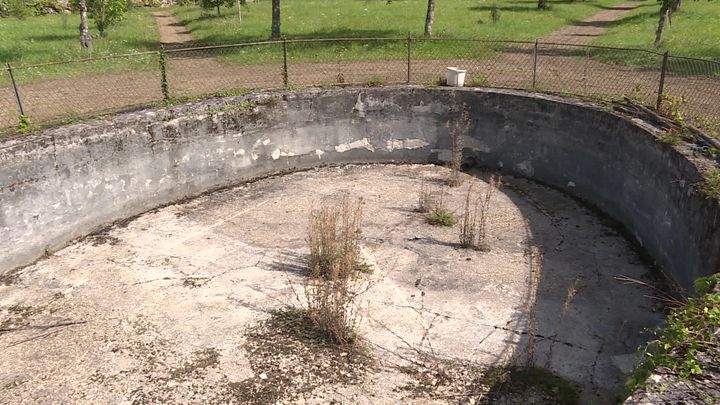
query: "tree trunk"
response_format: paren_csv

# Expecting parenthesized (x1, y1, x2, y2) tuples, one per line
(78, 0, 92, 50)
(538, 0, 547, 9)
(654, 2, 669, 46)
(237, 0, 242, 24)
(271, 0, 281, 39)
(216, 4, 220, 17)
(424, 0, 435, 37)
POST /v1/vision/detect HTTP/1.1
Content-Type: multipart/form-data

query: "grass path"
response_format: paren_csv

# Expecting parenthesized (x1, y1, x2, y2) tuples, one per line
(540, 1, 643, 45)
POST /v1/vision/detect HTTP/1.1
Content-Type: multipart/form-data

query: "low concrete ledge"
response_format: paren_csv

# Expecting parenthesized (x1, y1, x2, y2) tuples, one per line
(1, 86, 718, 290)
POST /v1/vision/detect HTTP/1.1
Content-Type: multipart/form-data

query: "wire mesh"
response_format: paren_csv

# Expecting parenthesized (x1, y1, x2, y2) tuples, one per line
(287, 38, 407, 87)
(1, 38, 718, 137)
(0, 67, 20, 131)
(410, 39, 534, 89)
(1, 52, 161, 132)
(663, 55, 720, 134)
(165, 42, 285, 99)
(535, 43, 662, 105)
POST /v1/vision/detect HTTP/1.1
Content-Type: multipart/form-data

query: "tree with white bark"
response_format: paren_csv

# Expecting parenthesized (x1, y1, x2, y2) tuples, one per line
(424, 0, 436, 36)
(78, 0, 92, 50)
(655, 0, 682, 46)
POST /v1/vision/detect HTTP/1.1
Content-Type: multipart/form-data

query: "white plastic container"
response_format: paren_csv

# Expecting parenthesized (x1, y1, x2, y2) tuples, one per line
(446, 67, 467, 87)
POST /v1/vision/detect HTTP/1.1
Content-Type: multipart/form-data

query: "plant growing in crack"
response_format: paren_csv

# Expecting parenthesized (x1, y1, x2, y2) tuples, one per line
(525, 246, 543, 366)
(446, 102, 471, 187)
(417, 182, 441, 214)
(302, 194, 370, 346)
(459, 176, 502, 251)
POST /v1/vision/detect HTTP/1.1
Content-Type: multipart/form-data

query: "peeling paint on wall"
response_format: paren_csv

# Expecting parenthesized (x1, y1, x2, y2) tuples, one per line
(385, 138, 430, 152)
(335, 138, 375, 153)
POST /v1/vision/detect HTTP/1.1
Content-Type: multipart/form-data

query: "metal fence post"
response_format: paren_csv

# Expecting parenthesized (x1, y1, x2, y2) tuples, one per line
(158, 46, 170, 103)
(6, 63, 25, 117)
(656, 51, 669, 110)
(406, 34, 412, 85)
(282, 37, 289, 88)
(532, 40, 538, 89)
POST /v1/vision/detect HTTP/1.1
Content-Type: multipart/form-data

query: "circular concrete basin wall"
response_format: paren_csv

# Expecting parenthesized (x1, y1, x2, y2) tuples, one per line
(0, 86, 718, 289)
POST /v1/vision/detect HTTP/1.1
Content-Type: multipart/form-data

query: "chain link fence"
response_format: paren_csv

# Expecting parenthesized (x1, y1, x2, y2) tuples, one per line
(2, 38, 719, 135)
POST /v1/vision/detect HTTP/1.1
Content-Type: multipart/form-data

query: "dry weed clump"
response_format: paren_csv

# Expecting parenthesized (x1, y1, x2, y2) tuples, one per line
(459, 176, 502, 251)
(304, 194, 367, 346)
(526, 246, 543, 366)
(304, 278, 362, 346)
(417, 183, 441, 213)
(446, 104, 471, 187)
(307, 195, 365, 281)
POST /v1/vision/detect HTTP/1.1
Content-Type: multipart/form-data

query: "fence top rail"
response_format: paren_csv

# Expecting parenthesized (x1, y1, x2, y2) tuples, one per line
(7, 50, 160, 70)
(667, 54, 720, 67)
(413, 37, 534, 45)
(164, 40, 286, 54)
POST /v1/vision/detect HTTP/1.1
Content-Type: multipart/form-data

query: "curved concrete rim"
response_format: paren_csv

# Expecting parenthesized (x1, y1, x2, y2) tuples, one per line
(0, 85, 718, 290)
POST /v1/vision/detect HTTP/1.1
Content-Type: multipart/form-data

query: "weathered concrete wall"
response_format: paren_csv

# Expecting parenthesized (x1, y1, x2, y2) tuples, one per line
(0, 86, 718, 289)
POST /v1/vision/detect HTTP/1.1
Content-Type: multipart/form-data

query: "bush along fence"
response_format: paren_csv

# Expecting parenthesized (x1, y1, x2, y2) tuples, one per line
(1, 37, 719, 135)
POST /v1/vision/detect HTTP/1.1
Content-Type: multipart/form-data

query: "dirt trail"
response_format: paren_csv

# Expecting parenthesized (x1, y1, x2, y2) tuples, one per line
(541, 1, 645, 45)
(153, 11, 194, 45)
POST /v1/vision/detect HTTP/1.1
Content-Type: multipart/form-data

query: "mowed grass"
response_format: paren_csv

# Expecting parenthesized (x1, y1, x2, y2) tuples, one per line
(590, 1, 720, 71)
(170, 0, 627, 64)
(594, 1, 720, 58)
(0, 9, 160, 85)
(172, 0, 627, 42)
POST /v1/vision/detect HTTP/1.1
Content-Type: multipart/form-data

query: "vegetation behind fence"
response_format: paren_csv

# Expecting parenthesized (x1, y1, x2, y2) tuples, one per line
(1, 37, 719, 135)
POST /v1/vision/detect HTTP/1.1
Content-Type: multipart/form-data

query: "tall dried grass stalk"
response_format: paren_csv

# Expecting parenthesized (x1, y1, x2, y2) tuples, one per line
(459, 176, 502, 251)
(307, 195, 364, 281)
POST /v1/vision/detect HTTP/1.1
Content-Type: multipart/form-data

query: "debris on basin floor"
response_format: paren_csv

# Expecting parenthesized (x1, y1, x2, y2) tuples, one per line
(0, 164, 664, 404)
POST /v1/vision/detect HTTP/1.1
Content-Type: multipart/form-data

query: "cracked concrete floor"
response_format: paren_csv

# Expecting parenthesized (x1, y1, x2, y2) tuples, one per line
(0, 164, 664, 404)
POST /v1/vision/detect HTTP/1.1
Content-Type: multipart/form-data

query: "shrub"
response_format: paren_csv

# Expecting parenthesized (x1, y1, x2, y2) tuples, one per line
(627, 284, 720, 392)
(87, 0, 127, 37)
(699, 168, 720, 201)
(1, 0, 31, 18)
(28, 0, 67, 16)
(17, 115, 33, 134)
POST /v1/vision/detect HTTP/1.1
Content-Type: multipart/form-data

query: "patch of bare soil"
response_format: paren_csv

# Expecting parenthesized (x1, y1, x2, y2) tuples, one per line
(153, 11, 194, 45)
(228, 308, 373, 404)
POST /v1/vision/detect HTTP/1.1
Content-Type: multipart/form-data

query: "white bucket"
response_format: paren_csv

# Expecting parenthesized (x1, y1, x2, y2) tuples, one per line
(446, 67, 467, 87)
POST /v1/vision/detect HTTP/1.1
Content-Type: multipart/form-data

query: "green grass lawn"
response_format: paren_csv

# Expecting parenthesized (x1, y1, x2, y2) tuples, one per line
(0, 9, 159, 84)
(173, 0, 628, 43)
(592, 0, 720, 68)
(167, 0, 628, 65)
(594, 0, 720, 57)
(0, 9, 159, 65)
